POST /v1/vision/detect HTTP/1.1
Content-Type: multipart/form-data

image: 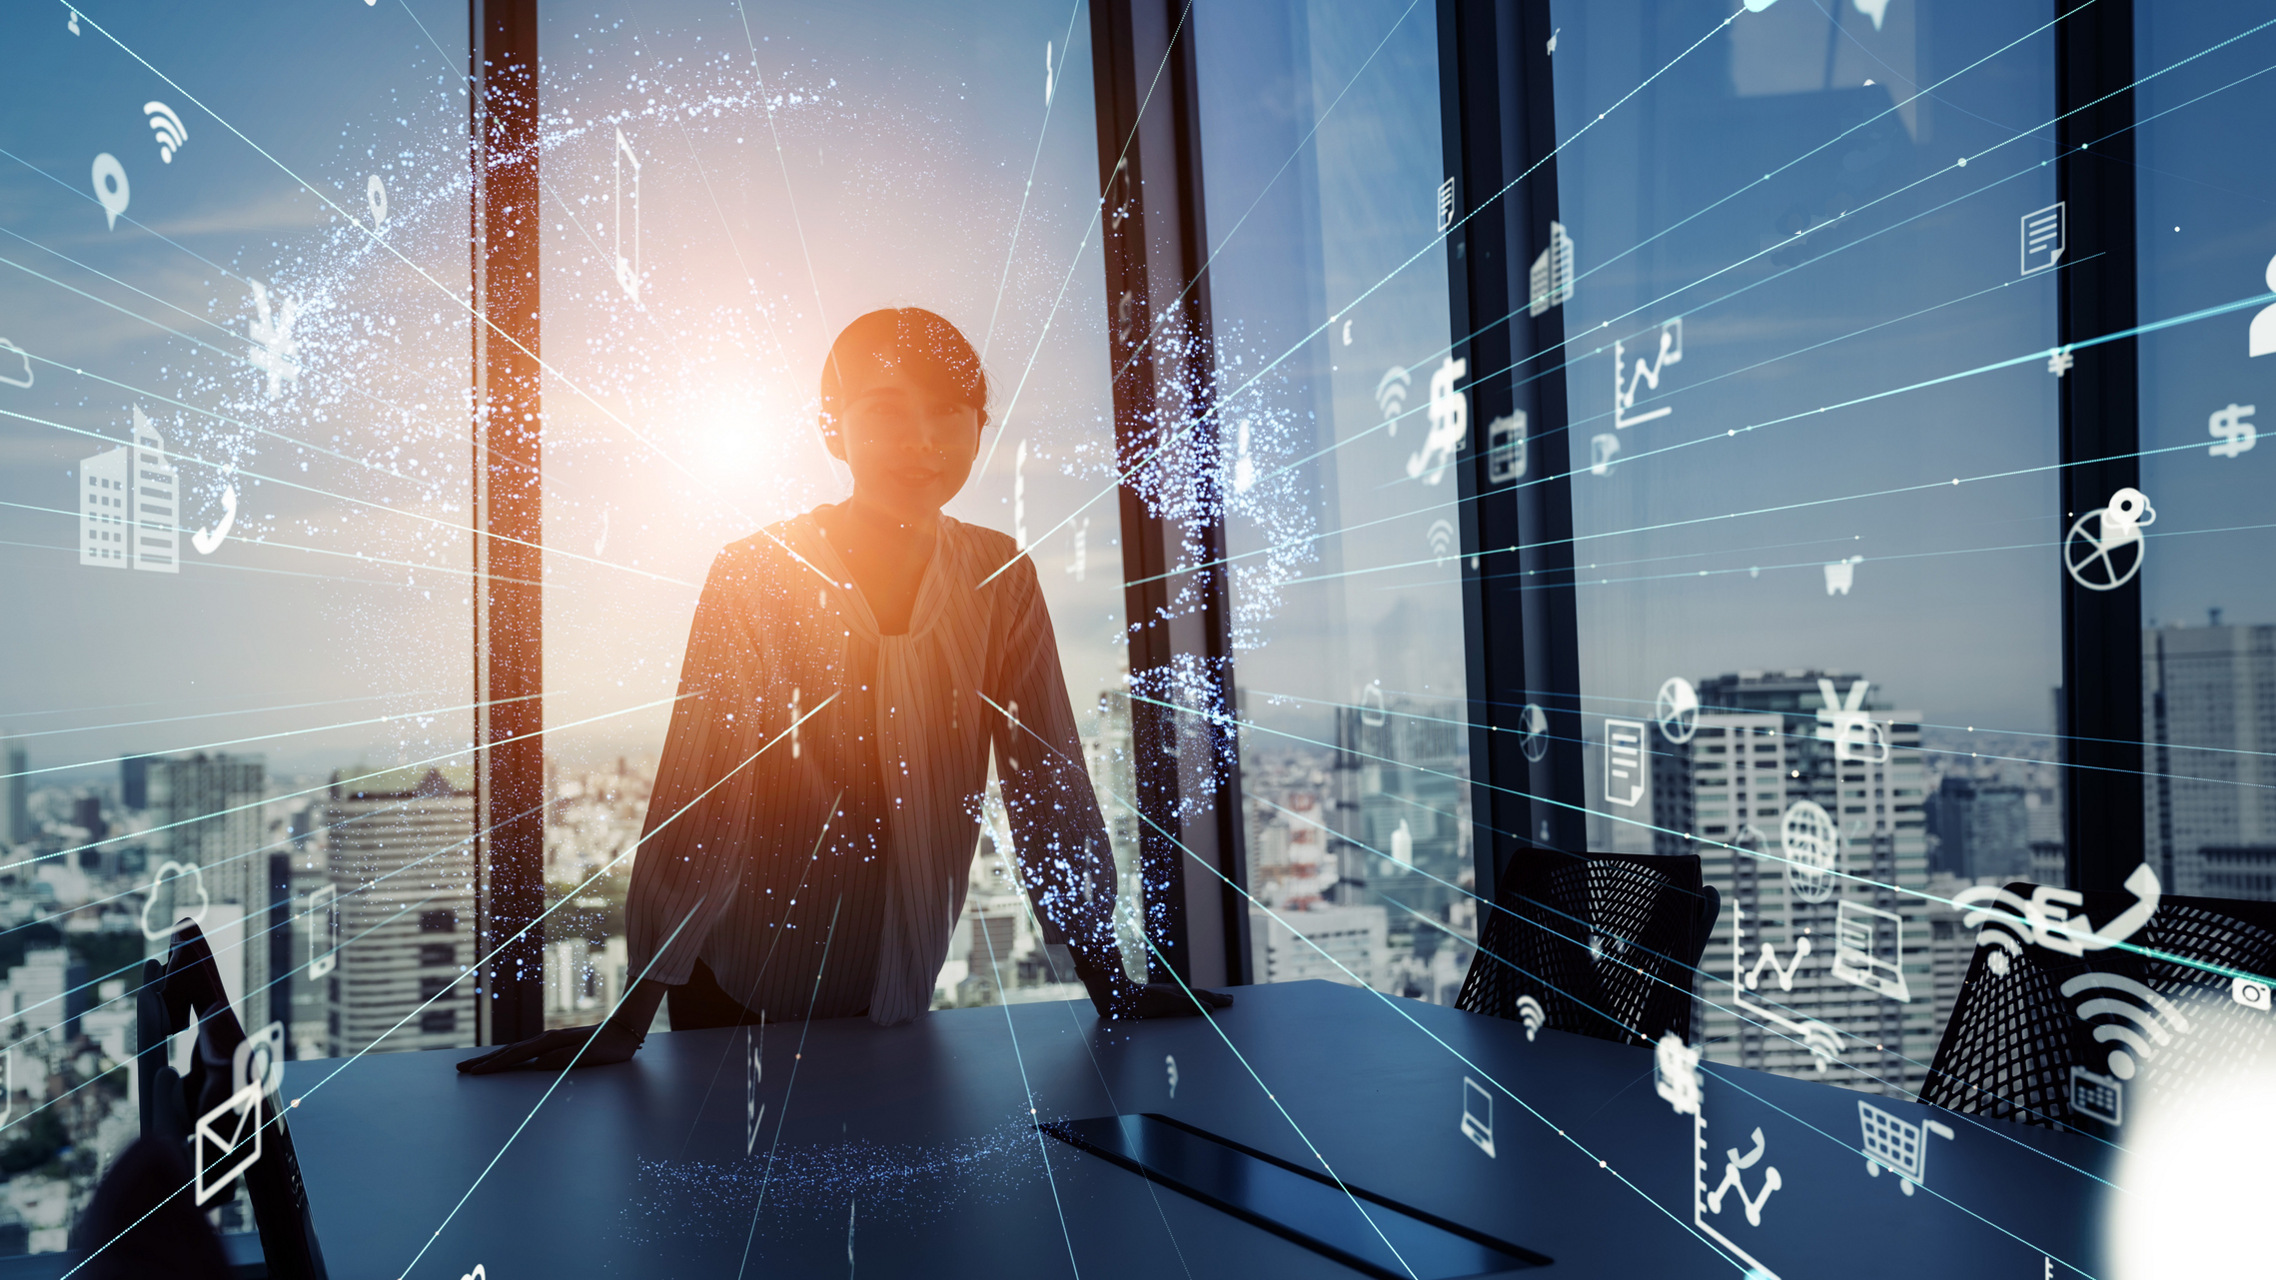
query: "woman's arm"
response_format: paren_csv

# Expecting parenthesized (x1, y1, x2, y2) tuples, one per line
(989, 560, 1231, 1021)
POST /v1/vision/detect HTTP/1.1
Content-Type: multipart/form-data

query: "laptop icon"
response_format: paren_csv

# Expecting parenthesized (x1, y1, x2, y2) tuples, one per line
(195, 1082, 264, 1204)
(1461, 1076, 1496, 1158)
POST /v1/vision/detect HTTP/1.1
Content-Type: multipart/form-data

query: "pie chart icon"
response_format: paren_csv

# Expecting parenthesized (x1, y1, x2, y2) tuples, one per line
(1656, 677, 1699, 744)
(1518, 702, 1549, 762)
(2064, 489, 2153, 592)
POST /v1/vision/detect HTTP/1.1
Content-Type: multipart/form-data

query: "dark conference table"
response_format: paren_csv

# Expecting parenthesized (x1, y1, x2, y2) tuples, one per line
(289, 980, 2110, 1278)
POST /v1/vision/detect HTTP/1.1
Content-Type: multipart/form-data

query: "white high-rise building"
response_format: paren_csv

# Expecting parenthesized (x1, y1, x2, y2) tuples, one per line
(1655, 672, 1933, 1097)
(321, 765, 476, 1055)
(147, 754, 269, 1029)
(1250, 903, 1386, 988)
(79, 408, 178, 572)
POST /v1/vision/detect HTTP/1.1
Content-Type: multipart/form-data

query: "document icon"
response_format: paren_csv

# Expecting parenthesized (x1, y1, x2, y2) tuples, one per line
(2020, 202, 2065, 276)
(195, 1082, 263, 1204)
(1604, 719, 1646, 807)
(1829, 900, 1910, 1002)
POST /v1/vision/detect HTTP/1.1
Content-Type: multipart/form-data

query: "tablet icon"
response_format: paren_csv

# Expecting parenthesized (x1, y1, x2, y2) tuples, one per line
(1830, 900, 1910, 1001)
(1461, 1076, 1495, 1157)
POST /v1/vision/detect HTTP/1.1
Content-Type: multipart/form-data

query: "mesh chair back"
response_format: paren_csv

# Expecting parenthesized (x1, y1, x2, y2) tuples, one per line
(1922, 884, 2276, 1134)
(135, 922, 330, 1280)
(1457, 850, 1719, 1046)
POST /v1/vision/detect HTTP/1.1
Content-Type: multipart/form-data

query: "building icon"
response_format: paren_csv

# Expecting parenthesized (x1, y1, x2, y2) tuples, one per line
(1528, 220, 1575, 318)
(80, 407, 177, 573)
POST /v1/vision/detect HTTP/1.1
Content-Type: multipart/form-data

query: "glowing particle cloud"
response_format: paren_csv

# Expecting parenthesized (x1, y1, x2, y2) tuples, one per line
(1780, 801, 1839, 903)
(1604, 718, 1645, 807)
(0, 337, 31, 388)
(2208, 402, 2256, 458)
(1823, 555, 1861, 595)
(1528, 220, 1574, 316)
(90, 153, 129, 229)
(1857, 1102, 1953, 1195)
(2063, 486, 2154, 591)
(2020, 201, 2065, 275)
(1517, 994, 1546, 1042)
(1612, 318, 1682, 429)
(2248, 253, 2276, 357)
(367, 173, 388, 230)
(1830, 900, 1910, 1001)
(614, 127, 643, 302)
(1230, 420, 1255, 494)
(1460, 1076, 1495, 1158)
(1656, 676, 1700, 744)
(246, 279, 302, 400)
(144, 101, 188, 164)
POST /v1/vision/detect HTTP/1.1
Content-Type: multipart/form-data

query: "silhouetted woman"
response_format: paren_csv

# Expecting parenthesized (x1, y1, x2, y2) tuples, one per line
(464, 308, 1224, 1073)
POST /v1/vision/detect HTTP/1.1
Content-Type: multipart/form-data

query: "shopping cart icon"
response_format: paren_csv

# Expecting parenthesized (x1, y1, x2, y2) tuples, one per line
(1858, 1102, 1954, 1196)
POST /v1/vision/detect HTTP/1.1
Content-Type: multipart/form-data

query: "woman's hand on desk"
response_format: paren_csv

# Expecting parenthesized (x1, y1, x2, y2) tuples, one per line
(457, 977, 666, 1074)
(1112, 983, 1234, 1020)
(455, 1019, 643, 1074)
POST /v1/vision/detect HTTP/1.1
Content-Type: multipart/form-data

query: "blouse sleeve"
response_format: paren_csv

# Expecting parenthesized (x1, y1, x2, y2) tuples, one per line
(625, 549, 773, 987)
(987, 556, 1143, 1012)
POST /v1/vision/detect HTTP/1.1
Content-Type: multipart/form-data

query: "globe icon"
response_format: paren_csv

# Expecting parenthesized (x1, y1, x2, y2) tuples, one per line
(1781, 800, 1840, 903)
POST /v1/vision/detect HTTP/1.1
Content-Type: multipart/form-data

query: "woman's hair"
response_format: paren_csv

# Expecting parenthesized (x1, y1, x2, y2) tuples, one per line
(818, 308, 990, 437)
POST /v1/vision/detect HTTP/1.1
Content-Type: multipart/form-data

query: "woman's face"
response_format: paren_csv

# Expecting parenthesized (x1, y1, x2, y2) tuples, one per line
(825, 353, 983, 523)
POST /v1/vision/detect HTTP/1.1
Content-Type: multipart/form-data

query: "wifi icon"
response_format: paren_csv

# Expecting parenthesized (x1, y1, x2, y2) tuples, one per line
(144, 101, 187, 164)
(1426, 517, 1456, 561)
(2059, 971, 2194, 1080)
(1516, 994, 1546, 1042)
(1375, 365, 1412, 431)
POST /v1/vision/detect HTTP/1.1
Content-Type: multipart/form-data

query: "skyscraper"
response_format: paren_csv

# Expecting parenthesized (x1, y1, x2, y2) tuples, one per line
(147, 754, 269, 1027)
(1924, 776, 2030, 881)
(1651, 671, 1933, 1097)
(2, 736, 27, 846)
(321, 765, 476, 1056)
(2145, 620, 2276, 897)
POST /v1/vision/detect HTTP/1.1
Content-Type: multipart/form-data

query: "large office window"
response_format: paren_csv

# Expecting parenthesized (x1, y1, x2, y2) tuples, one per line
(0, 0, 473, 1253)
(2133, 8, 2276, 901)
(532, 1, 1142, 1028)
(1192, 3, 1476, 1004)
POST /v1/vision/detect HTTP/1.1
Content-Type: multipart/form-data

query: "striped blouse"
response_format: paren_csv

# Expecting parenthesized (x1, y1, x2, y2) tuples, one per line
(624, 510, 1131, 1026)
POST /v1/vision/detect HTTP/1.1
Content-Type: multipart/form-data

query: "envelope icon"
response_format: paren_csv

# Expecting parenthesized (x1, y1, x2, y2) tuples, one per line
(194, 1082, 263, 1204)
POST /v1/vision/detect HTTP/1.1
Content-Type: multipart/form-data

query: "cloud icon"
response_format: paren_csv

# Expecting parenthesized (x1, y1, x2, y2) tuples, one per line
(140, 860, 210, 940)
(0, 338, 30, 389)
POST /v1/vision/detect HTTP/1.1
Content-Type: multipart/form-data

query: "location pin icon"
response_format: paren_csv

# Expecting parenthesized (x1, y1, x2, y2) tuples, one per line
(367, 174, 387, 229)
(92, 153, 129, 230)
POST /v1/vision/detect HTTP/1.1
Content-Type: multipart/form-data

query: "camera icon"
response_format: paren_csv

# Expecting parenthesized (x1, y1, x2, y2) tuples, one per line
(2232, 976, 2273, 1012)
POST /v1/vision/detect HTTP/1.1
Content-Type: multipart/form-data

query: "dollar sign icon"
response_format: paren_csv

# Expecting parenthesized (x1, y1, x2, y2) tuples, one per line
(2209, 402, 2257, 459)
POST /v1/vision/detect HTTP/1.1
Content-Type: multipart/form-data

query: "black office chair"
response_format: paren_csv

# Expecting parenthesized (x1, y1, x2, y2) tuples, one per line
(135, 921, 329, 1280)
(1921, 881, 2276, 1134)
(1455, 849, 1720, 1047)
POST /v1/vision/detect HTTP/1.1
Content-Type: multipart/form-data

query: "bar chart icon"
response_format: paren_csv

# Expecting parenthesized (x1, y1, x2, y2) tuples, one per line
(1605, 718, 1646, 807)
(2020, 202, 2065, 275)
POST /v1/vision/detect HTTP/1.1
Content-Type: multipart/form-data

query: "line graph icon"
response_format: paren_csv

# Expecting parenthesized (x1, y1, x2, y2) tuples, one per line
(2064, 487, 2153, 591)
(144, 101, 187, 163)
(1728, 901, 1843, 1074)
(1704, 1126, 1781, 1228)
(614, 127, 642, 303)
(1613, 319, 1682, 429)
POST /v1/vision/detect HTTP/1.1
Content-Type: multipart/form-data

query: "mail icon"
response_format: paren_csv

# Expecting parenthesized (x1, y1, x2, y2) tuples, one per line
(194, 1082, 263, 1204)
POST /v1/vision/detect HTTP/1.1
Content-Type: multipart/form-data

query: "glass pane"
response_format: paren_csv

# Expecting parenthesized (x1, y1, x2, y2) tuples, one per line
(0, 0, 470, 1256)
(535, 1, 1133, 1027)
(1194, 2, 1474, 1003)
(1546, 0, 2060, 1093)
(2134, 8, 2276, 903)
